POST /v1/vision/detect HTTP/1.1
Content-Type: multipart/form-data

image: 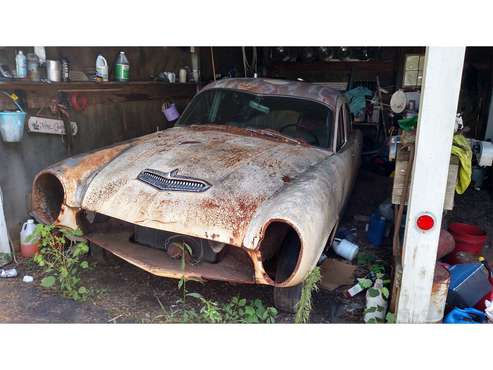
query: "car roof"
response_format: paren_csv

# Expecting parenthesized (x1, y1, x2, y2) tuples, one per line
(202, 78, 340, 110)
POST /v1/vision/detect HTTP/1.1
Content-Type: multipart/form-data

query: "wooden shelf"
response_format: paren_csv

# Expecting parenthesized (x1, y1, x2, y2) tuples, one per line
(0, 81, 199, 108)
(0, 80, 198, 94)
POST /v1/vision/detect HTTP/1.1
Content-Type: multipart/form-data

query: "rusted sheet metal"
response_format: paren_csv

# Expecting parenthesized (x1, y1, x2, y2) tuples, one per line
(245, 131, 362, 286)
(85, 231, 255, 284)
(202, 78, 339, 110)
(427, 264, 451, 323)
(36, 142, 134, 208)
(80, 126, 332, 248)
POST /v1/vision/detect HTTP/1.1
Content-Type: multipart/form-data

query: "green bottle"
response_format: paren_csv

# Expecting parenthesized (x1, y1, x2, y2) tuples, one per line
(114, 51, 129, 81)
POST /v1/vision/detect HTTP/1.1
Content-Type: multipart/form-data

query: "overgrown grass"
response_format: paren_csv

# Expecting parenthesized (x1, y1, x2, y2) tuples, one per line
(295, 267, 321, 323)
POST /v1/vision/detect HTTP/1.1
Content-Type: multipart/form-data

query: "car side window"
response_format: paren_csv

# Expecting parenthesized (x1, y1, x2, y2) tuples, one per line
(336, 107, 346, 151)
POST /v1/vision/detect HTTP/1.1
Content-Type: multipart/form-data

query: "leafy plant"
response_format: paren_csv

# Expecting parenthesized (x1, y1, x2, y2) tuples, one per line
(0, 252, 12, 266)
(155, 239, 278, 323)
(295, 266, 321, 324)
(357, 253, 376, 266)
(385, 312, 396, 323)
(31, 224, 90, 301)
(357, 278, 373, 289)
(156, 293, 278, 324)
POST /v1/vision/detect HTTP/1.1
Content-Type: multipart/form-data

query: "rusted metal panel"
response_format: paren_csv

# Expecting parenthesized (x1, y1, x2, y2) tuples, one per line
(202, 78, 339, 110)
(427, 264, 451, 323)
(86, 231, 255, 284)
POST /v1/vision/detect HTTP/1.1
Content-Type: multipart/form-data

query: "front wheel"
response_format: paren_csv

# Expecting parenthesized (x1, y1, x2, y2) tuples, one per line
(274, 283, 303, 313)
(273, 230, 303, 313)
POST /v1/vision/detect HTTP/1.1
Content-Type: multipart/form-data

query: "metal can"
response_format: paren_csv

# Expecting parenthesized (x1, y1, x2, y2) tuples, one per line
(46, 60, 62, 82)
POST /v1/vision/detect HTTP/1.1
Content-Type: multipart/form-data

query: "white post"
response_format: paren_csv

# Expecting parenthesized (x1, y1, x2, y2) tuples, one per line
(0, 187, 11, 257)
(396, 47, 466, 323)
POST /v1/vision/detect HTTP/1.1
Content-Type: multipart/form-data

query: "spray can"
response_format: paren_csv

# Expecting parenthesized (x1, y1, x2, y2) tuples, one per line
(114, 51, 129, 82)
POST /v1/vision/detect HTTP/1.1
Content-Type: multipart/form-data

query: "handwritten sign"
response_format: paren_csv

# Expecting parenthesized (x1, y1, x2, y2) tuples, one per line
(28, 116, 78, 136)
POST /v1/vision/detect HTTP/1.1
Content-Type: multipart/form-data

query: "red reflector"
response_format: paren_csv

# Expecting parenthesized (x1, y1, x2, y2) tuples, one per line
(416, 214, 435, 231)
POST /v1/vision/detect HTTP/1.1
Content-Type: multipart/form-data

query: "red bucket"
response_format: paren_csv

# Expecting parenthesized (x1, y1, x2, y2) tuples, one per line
(448, 223, 487, 255)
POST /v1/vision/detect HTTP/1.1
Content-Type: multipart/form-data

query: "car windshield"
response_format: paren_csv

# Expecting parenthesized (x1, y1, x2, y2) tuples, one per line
(177, 89, 333, 148)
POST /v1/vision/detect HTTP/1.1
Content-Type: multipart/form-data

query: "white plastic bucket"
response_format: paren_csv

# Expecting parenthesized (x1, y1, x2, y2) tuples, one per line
(0, 111, 26, 142)
(332, 238, 359, 261)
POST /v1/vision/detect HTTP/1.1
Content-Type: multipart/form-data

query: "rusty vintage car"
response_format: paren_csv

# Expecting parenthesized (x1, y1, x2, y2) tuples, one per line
(32, 78, 362, 312)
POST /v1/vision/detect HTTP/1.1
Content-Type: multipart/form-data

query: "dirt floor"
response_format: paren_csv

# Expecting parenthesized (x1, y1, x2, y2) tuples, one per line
(1, 169, 489, 324)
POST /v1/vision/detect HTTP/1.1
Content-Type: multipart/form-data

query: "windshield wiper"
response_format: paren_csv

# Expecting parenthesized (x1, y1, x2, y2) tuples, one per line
(245, 128, 306, 145)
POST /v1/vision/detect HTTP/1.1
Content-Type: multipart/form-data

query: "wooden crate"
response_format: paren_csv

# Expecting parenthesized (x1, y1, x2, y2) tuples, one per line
(392, 149, 459, 210)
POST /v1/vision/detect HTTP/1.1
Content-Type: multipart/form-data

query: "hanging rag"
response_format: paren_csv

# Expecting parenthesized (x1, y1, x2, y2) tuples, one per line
(451, 133, 472, 194)
(344, 86, 373, 115)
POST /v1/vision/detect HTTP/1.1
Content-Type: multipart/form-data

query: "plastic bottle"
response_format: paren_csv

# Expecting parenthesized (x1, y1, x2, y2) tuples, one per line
(20, 219, 39, 258)
(15, 50, 27, 79)
(332, 238, 359, 261)
(114, 51, 129, 82)
(367, 212, 386, 247)
(27, 53, 40, 81)
(95, 54, 109, 82)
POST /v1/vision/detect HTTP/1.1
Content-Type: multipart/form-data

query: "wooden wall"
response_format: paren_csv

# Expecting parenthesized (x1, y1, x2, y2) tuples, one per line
(0, 47, 197, 241)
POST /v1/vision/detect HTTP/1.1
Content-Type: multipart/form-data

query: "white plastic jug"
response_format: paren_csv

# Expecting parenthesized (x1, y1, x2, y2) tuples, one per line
(332, 238, 359, 261)
(96, 54, 109, 82)
(20, 219, 39, 258)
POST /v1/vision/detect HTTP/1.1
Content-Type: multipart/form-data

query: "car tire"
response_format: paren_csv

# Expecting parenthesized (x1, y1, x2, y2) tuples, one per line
(273, 231, 303, 313)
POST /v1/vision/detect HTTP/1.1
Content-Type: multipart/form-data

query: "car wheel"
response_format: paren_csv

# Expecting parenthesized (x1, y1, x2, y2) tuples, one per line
(273, 231, 303, 313)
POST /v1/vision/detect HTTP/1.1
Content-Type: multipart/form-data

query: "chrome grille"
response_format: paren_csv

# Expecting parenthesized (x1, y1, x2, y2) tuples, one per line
(137, 169, 211, 193)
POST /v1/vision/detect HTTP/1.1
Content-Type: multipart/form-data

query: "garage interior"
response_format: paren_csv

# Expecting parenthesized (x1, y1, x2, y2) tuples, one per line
(0, 46, 492, 324)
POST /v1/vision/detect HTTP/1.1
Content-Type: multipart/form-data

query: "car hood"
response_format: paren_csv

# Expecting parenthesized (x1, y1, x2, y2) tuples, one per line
(81, 125, 332, 246)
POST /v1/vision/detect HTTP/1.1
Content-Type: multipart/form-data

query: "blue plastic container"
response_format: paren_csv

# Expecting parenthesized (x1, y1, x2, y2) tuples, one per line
(0, 91, 26, 142)
(0, 111, 26, 142)
(368, 212, 386, 247)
